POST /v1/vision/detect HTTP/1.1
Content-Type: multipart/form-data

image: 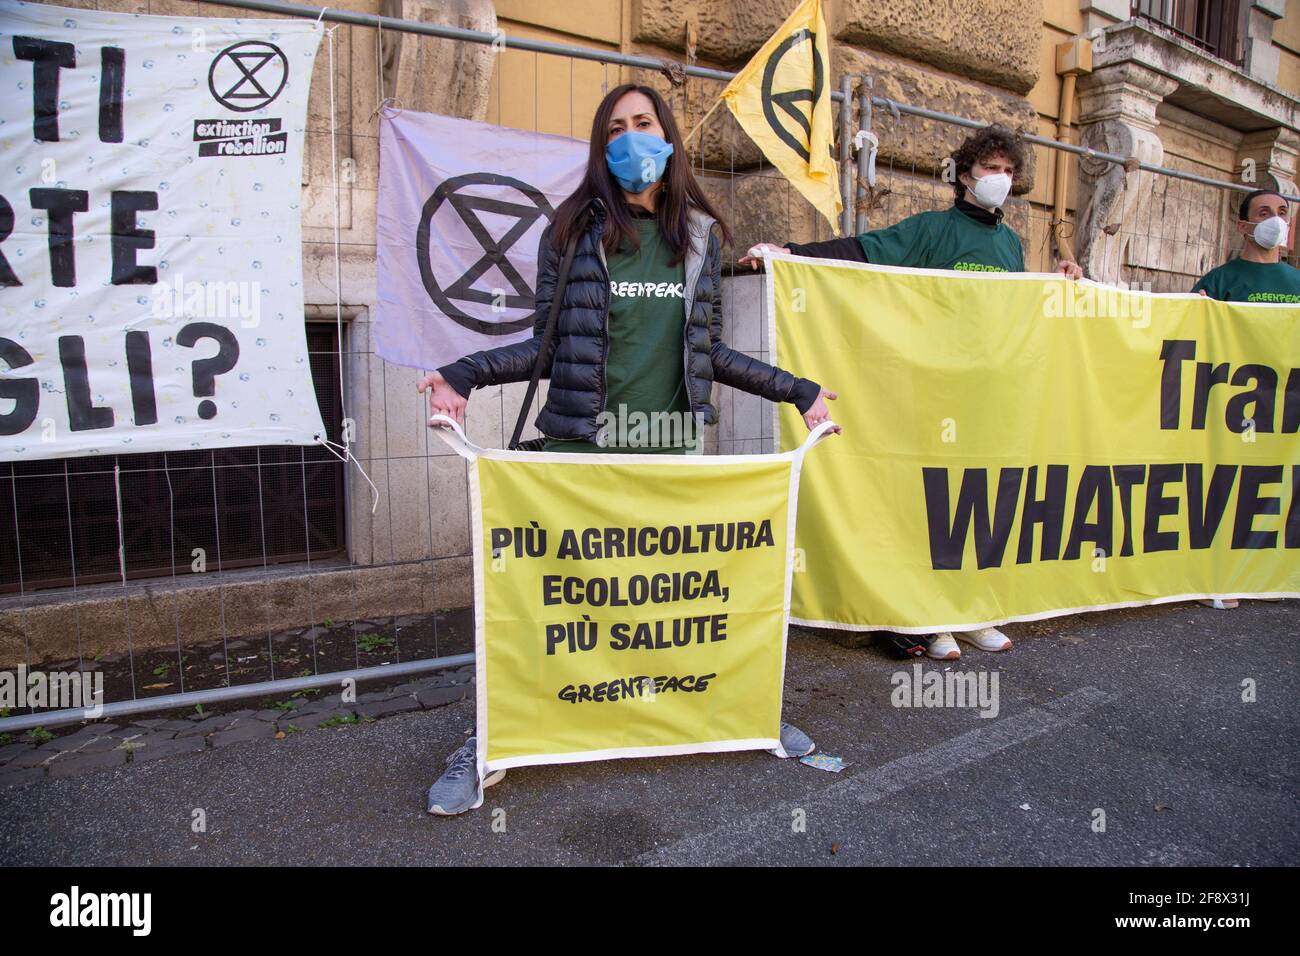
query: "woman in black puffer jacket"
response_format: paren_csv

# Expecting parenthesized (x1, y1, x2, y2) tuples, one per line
(420, 83, 837, 455)
(420, 84, 838, 816)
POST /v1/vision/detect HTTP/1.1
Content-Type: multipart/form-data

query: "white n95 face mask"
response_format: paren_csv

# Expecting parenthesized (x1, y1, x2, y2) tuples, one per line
(969, 172, 1012, 211)
(1252, 215, 1288, 250)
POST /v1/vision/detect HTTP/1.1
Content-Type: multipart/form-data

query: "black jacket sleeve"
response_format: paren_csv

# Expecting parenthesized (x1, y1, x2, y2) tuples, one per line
(436, 223, 561, 397)
(784, 235, 869, 262)
(786, 377, 822, 414)
(706, 231, 822, 412)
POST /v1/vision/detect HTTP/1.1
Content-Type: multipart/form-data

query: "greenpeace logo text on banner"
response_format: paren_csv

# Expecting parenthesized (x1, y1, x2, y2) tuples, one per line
(49, 886, 151, 936)
(0, 666, 103, 718)
(890, 662, 999, 718)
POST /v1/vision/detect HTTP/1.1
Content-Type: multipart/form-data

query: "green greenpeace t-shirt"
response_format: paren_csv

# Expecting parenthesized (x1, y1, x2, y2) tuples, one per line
(544, 217, 695, 454)
(857, 205, 1025, 273)
(1191, 258, 1300, 303)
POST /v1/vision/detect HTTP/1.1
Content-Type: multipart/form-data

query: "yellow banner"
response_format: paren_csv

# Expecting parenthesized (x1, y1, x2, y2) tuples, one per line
(432, 417, 835, 771)
(768, 254, 1300, 632)
(720, 0, 841, 233)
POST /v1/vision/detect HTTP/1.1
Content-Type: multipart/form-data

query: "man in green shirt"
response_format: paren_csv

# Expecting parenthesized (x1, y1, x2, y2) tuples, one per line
(1192, 189, 1299, 304)
(739, 125, 1082, 661)
(1190, 188, 1297, 612)
(740, 124, 1083, 278)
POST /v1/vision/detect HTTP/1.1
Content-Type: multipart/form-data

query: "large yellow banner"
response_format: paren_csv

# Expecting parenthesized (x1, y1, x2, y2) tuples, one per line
(767, 253, 1300, 632)
(432, 417, 834, 771)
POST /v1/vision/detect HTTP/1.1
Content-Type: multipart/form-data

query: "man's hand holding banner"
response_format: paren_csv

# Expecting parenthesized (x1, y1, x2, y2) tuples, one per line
(431, 416, 836, 772)
(767, 252, 1300, 632)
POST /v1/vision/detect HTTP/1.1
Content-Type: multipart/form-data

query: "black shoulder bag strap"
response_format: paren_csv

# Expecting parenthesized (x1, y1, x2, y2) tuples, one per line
(508, 216, 585, 451)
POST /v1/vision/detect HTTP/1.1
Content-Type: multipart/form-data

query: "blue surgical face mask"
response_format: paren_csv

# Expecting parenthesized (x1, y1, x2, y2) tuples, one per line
(605, 130, 673, 193)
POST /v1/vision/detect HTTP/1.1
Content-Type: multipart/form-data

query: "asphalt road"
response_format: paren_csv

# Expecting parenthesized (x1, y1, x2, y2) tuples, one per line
(2, 600, 1296, 866)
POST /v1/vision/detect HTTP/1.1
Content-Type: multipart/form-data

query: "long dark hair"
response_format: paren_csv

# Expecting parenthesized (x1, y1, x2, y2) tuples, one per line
(549, 83, 731, 264)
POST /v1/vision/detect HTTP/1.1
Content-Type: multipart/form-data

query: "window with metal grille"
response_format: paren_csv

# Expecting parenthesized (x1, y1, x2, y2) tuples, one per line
(1, 322, 345, 594)
(1132, 1, 1244, 66)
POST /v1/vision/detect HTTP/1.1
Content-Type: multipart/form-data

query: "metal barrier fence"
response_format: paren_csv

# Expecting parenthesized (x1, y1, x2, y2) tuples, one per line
(2, 0, 1296, 733)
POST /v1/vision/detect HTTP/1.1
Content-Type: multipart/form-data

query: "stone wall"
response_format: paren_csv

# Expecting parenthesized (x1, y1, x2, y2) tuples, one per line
(835, 0, 1041, 94)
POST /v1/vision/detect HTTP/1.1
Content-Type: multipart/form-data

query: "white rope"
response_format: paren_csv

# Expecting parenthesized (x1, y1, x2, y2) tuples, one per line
(318, 24, 378, 516)
(113, 462, 127, 584)
(316, 436, 380, 513)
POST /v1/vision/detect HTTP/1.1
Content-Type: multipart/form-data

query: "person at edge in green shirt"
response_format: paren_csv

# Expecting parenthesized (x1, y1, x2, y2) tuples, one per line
(1192, 188, 1299, 304)
(738, 124, 1084, 664)
(1190, 187, 1298, 611)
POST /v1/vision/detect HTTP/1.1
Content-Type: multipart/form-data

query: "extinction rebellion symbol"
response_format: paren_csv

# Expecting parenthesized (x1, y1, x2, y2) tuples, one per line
(208, 41, 289, 112)
(416, 173, 557, 336)
(761, 28, 823, 164)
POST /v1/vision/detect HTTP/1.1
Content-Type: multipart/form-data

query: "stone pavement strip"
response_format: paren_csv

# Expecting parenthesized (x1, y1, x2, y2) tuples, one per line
(0, 664, 474, 787)
(0, 602, 1295, 867)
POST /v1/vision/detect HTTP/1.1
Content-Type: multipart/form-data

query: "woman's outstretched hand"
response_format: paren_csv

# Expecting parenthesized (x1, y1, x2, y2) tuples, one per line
(418, 370, 467, 427)
(738, 243, 790, 270)
(802, 389, 841, 434)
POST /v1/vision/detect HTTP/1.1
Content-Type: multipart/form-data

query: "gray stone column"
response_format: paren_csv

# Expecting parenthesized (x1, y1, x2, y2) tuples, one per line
(1237, 126, 1300, 202)
(380, 0, 498, 121)
(1074, 62, 1178, 284)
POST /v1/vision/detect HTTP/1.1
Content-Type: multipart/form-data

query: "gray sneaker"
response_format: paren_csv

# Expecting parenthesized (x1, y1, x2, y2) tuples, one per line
(768, 721, 815, 759)
(426, 737, 506, 816)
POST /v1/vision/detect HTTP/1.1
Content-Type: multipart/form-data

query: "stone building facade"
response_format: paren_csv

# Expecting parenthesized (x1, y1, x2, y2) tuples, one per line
(2, 0, 1297, 665)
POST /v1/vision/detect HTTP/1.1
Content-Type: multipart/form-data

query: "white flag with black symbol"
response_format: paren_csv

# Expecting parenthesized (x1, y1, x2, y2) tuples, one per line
(0, 1, 324, 462)
(375, 109, 587, 372)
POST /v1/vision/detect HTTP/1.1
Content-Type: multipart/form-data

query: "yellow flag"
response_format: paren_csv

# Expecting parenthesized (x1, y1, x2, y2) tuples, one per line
(720, 0, 841, 233)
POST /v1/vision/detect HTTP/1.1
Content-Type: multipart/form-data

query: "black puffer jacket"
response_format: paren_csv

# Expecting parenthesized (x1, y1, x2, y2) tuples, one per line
(438, 197, 821, 441)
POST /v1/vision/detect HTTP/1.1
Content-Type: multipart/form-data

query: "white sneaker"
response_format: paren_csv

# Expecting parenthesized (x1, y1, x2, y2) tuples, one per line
(926, 633, 960, 660)
(1197, 598, 1239, 610)
(957, 627, 1012, 652)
